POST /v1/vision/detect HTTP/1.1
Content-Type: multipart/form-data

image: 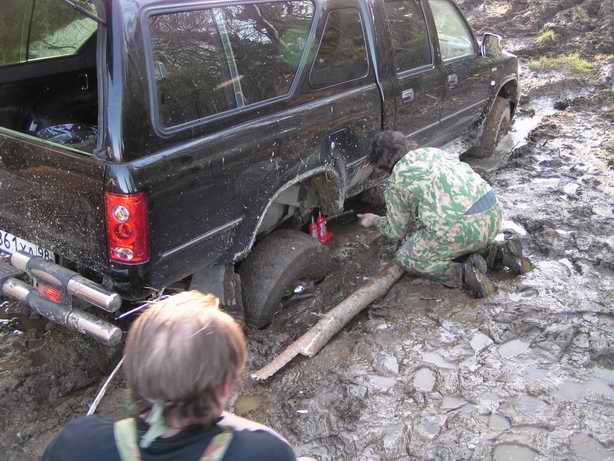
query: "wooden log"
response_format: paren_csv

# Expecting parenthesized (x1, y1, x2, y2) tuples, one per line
(251, 263, 404, 381)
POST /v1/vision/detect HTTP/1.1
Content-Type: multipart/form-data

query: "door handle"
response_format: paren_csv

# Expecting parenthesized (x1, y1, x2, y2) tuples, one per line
(402, 88, 415, 102)
(448, 73, 458, 88)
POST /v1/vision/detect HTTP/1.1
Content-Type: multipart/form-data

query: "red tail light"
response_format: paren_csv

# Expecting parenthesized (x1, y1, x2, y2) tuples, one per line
(104, 192, 150, 264)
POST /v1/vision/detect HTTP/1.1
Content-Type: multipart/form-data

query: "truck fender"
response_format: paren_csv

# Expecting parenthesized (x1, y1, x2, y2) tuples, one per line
(234, 165, 345, 262)
(488, 76, 519, 118)
(472, 76, 518, 144)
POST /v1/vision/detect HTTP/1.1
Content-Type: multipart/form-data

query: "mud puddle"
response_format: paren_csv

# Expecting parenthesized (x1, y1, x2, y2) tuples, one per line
(465, 81, 596, 175)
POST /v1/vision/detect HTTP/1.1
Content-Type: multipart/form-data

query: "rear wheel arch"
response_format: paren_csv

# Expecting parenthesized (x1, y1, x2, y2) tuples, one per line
(234, 166, 345, 263)
(235, 167, 344, 328)
(188, 167, 344, 325)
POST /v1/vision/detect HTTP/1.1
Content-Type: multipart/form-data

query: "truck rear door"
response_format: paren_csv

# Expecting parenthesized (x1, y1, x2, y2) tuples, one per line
(0, 131, 107, 271)
(0, 0, 107, 271)
(383, 0, 445, 145)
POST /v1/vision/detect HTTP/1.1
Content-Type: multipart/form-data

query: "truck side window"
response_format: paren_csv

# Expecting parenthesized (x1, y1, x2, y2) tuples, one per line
(428, 0, 475, 61)
(0, 0, 96, 66)
(384, 0, 432, 72)
(150, 11, 234, 127)
(309, 9, 369, 88)
(222, 2, 314, 104)
(149, 1, 314, 129)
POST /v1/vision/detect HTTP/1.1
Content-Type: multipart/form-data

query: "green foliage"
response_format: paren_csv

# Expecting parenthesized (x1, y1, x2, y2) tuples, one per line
(0, 0, 95, 66)
(528, 53, 595, 75)
(595, 145, 614, 169)
(535, 30, 558, 47)
(0, 0, 31, 65)
(574, 6, 589, 22)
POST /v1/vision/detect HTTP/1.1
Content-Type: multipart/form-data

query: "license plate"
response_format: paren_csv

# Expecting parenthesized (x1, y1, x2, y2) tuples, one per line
(0, 228, 55, 261)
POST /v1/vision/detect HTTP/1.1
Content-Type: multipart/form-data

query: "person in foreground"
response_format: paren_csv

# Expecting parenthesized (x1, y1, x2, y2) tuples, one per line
(42, 291, 297, 461)
(358, 131, 532, 298)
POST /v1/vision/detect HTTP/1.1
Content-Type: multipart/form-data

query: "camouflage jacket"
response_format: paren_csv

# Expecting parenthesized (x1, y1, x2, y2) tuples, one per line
(377, 148, 493, 240)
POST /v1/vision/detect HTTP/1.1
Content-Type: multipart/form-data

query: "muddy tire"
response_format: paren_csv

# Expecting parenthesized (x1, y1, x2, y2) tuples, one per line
(474, 96, 512, 158)
(239, 229, 332, 328)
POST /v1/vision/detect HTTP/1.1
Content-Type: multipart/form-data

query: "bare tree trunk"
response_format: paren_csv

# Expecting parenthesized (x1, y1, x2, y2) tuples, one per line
(251, 264, 404, 381)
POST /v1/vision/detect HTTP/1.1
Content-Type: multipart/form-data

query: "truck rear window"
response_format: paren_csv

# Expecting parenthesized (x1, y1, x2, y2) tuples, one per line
(0, 0, 97, 66)
(148, 0, 314, 130)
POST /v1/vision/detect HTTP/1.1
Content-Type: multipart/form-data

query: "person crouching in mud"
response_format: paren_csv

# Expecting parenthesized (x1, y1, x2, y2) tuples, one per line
(42, 291, 297, 461)
(358, 131, 532, 298)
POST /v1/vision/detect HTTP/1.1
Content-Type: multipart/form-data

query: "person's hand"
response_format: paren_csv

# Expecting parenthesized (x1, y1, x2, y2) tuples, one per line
(357, 213, 381, 228)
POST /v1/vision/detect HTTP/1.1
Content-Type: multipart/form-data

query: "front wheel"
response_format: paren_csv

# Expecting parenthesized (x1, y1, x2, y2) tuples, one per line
(239, 229, 332, 328)
(474, 96, 512, 159)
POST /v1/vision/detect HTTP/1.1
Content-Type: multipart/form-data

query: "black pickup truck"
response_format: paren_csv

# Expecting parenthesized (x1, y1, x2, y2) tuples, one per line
(0, 0, 519, 344)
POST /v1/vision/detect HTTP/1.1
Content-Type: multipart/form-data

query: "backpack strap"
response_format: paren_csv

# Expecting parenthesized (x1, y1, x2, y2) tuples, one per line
(113, 418, 142, 461)
(113, 418, 233, 461)
(200, 430, 234, 461)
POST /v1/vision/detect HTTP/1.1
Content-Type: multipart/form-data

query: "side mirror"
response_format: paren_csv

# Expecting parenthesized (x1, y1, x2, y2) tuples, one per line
(481, 32, 503, 57)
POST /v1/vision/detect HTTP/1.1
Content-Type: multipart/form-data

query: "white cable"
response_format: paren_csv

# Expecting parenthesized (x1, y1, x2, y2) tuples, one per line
(87, 357, 124, 416)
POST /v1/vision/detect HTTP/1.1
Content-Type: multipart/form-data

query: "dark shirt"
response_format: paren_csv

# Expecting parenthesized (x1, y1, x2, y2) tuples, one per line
(42, 412, 296, 461)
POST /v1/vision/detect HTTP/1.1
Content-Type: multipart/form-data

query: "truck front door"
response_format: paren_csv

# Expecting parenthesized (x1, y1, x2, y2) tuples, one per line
(384, 0, 444, 145)
(427, 0, 492, 143)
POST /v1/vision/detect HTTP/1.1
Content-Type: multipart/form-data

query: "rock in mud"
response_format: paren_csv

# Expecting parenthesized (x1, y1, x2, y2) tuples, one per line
(476, 392, 503, 416)
(381, 422, 409, 458)
(422, 351, 457, 369)
(600, 63, 614, 85)
(414, 413, 445, 440)
(489, 414, 512, 432)
(499, 339, 531, 359)
(493, 443, 538, 461)
(503, 395, 554, 425)
(440, 396, 467, 411)
(570, 433, 614, 461)
(373, 351, 399, 376)
(365, 375, 396, 393)
(470, 331, 494, 353)
(554, 99, 571, 111)
(414, 368, 436, 392)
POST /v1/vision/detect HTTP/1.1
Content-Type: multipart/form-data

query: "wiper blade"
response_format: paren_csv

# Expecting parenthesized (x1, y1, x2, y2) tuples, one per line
(62, 0, 106, 25)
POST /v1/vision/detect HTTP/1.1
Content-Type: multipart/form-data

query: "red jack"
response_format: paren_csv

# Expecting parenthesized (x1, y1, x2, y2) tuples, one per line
(308, 210, 333, 244)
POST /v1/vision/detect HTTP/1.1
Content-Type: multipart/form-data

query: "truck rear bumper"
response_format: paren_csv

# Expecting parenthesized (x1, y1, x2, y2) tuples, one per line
(0, 252, 123, 346)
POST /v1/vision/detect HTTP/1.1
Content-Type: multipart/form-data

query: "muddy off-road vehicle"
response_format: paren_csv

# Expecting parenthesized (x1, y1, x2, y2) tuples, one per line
(0, 0, 518, 345)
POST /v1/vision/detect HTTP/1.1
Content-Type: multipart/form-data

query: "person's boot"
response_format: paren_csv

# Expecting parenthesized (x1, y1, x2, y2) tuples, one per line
(487, 235, 533, 275)
(463, 254, 496, 298)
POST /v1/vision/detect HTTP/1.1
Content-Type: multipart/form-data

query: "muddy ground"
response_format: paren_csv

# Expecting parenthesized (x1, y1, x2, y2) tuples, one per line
(2, 1, 614, 460)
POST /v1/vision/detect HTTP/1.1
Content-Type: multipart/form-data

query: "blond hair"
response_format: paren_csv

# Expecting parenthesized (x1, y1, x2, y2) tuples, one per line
(124, 291, 246, 426)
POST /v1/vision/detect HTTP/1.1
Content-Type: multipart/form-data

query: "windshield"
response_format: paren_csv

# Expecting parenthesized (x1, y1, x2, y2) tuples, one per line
(0, 0, 97, 66)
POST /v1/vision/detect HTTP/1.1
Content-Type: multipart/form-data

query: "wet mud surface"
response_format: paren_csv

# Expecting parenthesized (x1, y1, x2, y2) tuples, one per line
(235, 85, 614, 460)
(2, 2, 614, 460)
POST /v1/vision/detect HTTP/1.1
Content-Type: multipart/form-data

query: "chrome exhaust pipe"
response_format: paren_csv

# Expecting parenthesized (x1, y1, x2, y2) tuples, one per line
(2, 277, 123, 347)
(11, 252, 121, 312)
(67, 276, 122, 313)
